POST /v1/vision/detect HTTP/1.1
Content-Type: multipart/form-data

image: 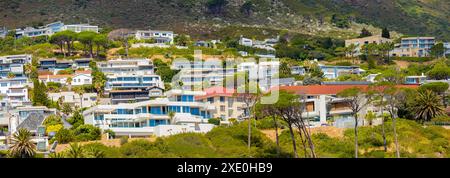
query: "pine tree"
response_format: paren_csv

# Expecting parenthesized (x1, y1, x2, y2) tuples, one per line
(359, 28, 372, 38)
(381, 27, 390, 39)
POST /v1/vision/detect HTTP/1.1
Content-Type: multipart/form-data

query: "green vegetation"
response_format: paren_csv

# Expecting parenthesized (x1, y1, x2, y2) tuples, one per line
(52, 119, 450, 158)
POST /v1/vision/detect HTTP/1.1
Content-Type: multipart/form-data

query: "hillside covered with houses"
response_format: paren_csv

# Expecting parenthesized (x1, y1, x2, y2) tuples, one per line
(0, 8, 449, 159)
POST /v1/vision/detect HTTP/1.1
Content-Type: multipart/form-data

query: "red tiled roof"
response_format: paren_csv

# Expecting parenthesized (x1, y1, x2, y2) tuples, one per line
(38, 74, 72, 79)
(195, 86, 235, 100)
(75, 70, 92, 74)
(275, 84, 419, 95)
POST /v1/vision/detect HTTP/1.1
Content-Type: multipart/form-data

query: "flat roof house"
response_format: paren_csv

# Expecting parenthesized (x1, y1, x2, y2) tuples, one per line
(345, 35, 392, 56)
(392, 37, 435, 57)
(97, 58, 154, 75)
(83, 90, 215, 137)
(135, 30, 174, 44)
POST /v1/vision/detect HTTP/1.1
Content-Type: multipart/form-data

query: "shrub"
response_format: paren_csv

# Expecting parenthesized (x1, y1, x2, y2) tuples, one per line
(73, 124, 102, 141)
(208, 118, 221, 125)
(55, 128, 74, 144)
(43, 114, 63, 126)
(120, 136, 129, 145)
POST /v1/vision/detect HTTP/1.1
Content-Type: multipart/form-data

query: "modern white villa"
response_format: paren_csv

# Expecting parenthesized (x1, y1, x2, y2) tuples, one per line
(83, 89, 215, 137)
(135, 30, 175, 44)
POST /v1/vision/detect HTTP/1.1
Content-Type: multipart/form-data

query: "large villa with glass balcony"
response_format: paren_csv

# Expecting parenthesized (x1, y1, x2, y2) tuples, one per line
(83, 89, 215, 137)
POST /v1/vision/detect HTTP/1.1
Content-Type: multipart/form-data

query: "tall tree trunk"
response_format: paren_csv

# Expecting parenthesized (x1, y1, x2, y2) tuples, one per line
(381, 117, 387, 152)
(273, 115, 280, 156)
(296, 125, 308, 158)
(354, 114, 359, 158)
(392, 117, 400, 158)
(90, 44, 94, 58)
(248, 117, 251, 152)
(379, 97, 387, 152)
(288, 125, 298, 158)
(301, 121, 316, 158)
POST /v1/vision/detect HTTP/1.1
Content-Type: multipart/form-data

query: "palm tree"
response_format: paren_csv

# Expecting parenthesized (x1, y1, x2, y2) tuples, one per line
(66, 77, 73, 91)
(49, 152, 65, 158)
(8, 128, 36, 158)
(168, 111, 175, 124)
(413, 90, 445, 124)
(66, 143, 84, 158)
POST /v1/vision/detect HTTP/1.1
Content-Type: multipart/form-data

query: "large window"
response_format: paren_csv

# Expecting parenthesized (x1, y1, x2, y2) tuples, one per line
(150, 107, 162, 115)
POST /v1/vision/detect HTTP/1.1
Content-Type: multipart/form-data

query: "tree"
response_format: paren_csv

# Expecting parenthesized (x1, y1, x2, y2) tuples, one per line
(359, 28, 372, 38)
(62, 103, 73, 115)
(271, 91, 316, 158)
(371, 82, 394, 152)
(206, 0, 228, 16)
(66, 143, 84, 158)
(50, 32, 67, 57)
(174, 35, 190, 46)
(427, 61, 450, 80)
(240, 1, 254, 16)
(227, 72, 261, 154)
(168, 111, 176, 124)
(66, 77, 73, 91)
(378, 42, 395, 63)
(279, 61, 292, 78)
(377, 67, 405, 84)
(32, 80, 50, 107)
(412, 89, 445, 124)
(55, 128, 74, 144)
(255, 97, 281, 156)
(7, 72, 15, 79)
(77, 31, 97, 58)
(383, 86, 405, 158)
(93, 34, 109, 57)
(337, 87, 372, 158)
(67, 110, 84, 129)
(419, 82, 449, 107)
(430, 43, 445, 58)
(381, 27, 390, 39)
(8, 128, 36, 158)
(107, 29, 134, 57)
(43, 114, 63, 126)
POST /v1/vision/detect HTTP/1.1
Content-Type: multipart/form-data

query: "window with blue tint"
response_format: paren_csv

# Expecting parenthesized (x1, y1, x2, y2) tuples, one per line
(117, 109, 133, 114)
(149, 120, 155, 126)
(183, 106, 190, 113)
(1, 83, 7, 87)
(155, 120, 167, 126)
(142, 107, 148, 113)
(220, 96, 225, 102)
(201, 111, 206, 118)
(143, 77, 152, 81)
(191, 108, 200, 115)
(135, 109, 141, 114)
(94, 114, 104, 120)
(150, 107, 162, 115)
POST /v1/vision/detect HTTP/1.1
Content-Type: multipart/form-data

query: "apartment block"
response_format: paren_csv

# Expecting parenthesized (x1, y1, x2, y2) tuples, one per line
(0, 54, 32, 79)
(0, 77, 30, 108)
(392, 37, 435, 57)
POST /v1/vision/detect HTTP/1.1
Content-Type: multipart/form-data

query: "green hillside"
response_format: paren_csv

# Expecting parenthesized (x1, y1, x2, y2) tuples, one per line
(0, 0, 449, 39)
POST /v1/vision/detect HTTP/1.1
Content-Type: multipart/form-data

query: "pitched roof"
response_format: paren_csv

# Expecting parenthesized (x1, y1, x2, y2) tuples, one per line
(195, 86, 235, 100)
(275, 84, 419, 95)
(38, 74, 72, 79)
(75, 70, 92, 75)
